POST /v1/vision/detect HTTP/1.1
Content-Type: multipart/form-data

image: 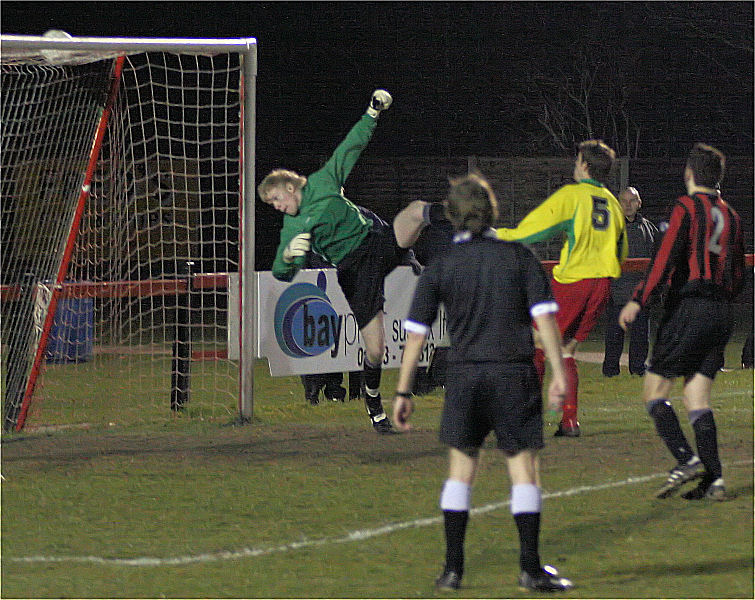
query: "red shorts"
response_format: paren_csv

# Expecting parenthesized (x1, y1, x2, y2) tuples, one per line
(550, 278, 612, 343)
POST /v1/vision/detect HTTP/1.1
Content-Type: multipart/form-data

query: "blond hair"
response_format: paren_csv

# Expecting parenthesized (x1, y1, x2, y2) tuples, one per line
(257, 169, 307, 201)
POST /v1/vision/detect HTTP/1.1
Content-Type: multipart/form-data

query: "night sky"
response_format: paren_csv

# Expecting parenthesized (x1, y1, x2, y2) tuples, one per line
(3, 2, 753, 264)
(2, 1, 753, 159)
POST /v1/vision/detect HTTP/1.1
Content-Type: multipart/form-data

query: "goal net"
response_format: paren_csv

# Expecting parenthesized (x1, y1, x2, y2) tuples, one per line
(1, 34, 257, 431)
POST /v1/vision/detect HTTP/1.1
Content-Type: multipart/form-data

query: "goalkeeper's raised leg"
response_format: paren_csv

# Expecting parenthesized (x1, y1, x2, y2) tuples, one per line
(258, 89, 448, 433)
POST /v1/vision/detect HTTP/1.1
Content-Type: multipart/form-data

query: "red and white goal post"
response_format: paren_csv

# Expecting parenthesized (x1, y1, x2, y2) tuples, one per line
(0, 33, 257, 431)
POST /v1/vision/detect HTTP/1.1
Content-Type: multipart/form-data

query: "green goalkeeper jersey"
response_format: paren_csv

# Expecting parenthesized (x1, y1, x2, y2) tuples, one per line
(271, 114, 377, 282)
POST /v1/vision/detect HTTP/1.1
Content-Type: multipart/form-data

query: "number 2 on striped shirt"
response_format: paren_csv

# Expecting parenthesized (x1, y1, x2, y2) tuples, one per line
(708, 206, 724, 255)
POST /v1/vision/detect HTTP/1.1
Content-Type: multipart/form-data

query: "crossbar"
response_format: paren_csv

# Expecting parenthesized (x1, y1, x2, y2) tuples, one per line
(0, 34, 257, 53)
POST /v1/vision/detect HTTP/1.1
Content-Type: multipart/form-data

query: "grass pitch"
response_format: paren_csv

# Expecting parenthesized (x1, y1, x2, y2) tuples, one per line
(1, 339, 753, 598)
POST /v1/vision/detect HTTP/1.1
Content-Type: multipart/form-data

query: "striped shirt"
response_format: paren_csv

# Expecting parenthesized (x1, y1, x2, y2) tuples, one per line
(632, 192, 745, 307)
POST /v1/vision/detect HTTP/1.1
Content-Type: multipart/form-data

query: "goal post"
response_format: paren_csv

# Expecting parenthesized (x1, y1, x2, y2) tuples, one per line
(0, 34, 257, 431)
(15, 54, 125, 431)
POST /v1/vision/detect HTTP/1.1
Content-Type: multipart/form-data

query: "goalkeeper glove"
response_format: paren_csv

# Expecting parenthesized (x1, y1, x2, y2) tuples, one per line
(367, 89, 392, 118)
(282, 233, 311, 264)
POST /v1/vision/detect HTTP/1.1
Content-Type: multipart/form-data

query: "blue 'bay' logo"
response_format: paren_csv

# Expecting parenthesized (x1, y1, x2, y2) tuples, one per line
(274, 271, 339, 358)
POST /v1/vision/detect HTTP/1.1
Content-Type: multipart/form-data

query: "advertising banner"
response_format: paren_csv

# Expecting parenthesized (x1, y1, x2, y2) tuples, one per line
(254, 266, 446, 376)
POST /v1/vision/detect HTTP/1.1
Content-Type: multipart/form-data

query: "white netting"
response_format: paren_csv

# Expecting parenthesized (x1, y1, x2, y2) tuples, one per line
(1, 48, 245, 430)
(1, 30, 128, 66)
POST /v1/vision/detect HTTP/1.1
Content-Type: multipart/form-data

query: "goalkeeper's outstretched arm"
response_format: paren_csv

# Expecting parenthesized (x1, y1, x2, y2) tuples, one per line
(367, 89, 392, 118)
(314, 89, 393, 190)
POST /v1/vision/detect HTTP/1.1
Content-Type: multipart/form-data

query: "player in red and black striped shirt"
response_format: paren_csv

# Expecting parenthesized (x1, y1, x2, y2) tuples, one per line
(619, 143, 745, 501)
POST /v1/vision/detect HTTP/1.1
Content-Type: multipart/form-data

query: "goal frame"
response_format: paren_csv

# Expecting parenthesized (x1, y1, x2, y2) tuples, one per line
(0, 34, 258, 428)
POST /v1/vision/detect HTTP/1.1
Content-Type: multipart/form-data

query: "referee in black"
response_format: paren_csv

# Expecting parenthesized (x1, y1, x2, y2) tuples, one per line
(392, 173, 574, 592)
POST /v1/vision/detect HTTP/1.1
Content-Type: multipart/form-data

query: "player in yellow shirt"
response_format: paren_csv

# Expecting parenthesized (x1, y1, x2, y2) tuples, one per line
(498, 140, 628, 437)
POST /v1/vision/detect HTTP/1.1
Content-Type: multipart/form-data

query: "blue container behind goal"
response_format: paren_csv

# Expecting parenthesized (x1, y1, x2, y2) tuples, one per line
(45, 298, 94, 363)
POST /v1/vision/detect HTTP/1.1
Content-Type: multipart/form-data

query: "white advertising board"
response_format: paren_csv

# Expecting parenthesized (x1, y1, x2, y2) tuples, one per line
(232, 266, 446, 376)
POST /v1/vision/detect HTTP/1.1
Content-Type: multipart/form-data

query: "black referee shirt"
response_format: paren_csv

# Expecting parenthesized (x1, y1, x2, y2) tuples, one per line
(405, 229, 557, 365)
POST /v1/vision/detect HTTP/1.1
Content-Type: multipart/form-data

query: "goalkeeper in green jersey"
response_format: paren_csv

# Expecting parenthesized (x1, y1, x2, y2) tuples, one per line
(258, 90, 447, 434)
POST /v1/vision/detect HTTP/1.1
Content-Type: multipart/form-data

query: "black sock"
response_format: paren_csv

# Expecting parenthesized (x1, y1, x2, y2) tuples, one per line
(363, 358, 382, 395)
(513, 512, 541, 577)
(692, 410, 722, 480)
(348, 371, 363, 400)
(423, 202, 448, 225)
(363, 359, 383, 415)
(300, 375, 322, 400)
(443, 510, 468, 577)
(647, 399, 695, 462)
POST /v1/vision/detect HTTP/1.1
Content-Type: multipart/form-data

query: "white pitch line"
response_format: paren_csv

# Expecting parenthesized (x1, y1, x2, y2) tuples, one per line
(9, 459, 752, 567)
(584, 390, 754, 413)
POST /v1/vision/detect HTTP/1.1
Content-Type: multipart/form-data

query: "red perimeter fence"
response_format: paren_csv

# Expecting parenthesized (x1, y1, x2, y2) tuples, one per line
(1, 256, 753, 302)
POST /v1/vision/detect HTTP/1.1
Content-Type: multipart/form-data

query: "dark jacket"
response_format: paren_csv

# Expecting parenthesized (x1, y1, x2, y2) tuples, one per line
(611, 212, 658, 305)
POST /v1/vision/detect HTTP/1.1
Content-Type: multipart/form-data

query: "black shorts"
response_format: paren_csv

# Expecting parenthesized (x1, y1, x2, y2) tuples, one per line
(336, 220, 408, 329)
(649, 296, 733, 380)
(440, 361, 544, 454)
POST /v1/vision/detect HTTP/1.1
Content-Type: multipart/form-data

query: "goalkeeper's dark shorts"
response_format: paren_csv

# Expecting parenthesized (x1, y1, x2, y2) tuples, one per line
(648, 296, 732, 380)
(440, 361, 544, 454)
(336, 219, 410, 329)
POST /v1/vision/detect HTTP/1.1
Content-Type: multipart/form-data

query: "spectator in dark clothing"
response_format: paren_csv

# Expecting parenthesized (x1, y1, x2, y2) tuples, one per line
(409, 218, 455, 394)
(413, 218, 455, 266)
(742, 268, 754, 369)
(302, 372, 347, 405)
(298, 252, 348, 405)
(603, 187, 659, 377)
(741, 331, 753, 369)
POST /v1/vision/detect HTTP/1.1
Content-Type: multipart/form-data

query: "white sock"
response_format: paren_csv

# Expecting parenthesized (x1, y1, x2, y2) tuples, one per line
(440, 479, 471, 511)
(510, 483, 541, 514)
